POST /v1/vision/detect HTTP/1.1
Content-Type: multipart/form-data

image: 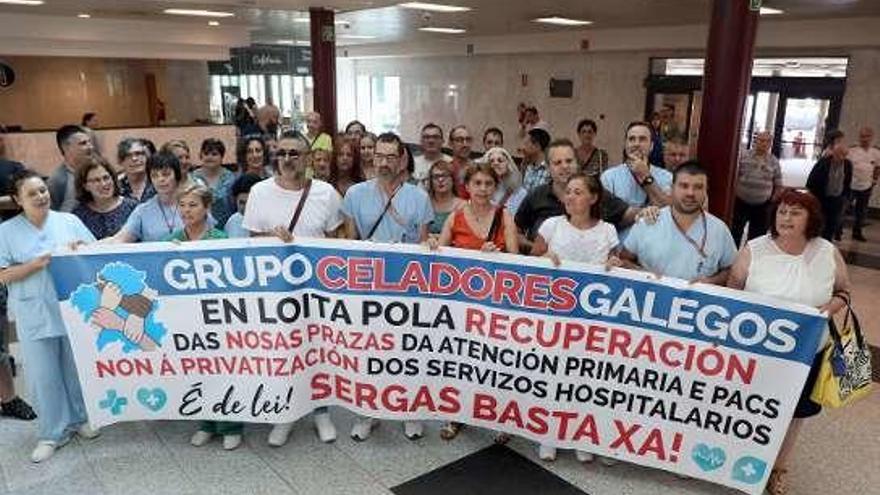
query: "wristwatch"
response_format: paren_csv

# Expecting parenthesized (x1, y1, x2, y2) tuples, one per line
(640, 175, 655, 187)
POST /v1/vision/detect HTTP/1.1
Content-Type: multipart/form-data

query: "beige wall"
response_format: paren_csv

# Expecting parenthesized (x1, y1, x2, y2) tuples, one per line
(352, 51, 654, 158)
(3, 125, 237, 177)
(0, 56, 211, 131)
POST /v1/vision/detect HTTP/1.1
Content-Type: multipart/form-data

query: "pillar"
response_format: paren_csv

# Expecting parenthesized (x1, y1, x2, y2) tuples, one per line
(310, 8, 337, 135)
(697, 0, 759, 221)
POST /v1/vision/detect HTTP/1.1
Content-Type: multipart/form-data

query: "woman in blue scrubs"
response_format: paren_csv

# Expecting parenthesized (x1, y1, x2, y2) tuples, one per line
(0, 170, 99, 463)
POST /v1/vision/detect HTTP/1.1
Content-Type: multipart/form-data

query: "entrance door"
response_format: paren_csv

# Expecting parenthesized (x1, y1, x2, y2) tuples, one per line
(776, 97, 832, 187)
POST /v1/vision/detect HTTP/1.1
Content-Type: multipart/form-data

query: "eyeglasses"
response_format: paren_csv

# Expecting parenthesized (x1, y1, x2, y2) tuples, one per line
(126, 151, 147, 159)
(451, 136, 473, 143)
(276, 149, 301, 159)
(374, 154, 400, 163)
(246, 147, 263, 155)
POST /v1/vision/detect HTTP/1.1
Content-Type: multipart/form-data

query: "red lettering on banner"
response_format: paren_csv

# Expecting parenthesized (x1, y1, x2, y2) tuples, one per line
(311, 374, 461, 414)
(400, 261, 430, 292)
(315, 256, 346, 289)
(348, 258, 373, 290)
(428, 262, 460, 295)
(493, 270, 523, 306)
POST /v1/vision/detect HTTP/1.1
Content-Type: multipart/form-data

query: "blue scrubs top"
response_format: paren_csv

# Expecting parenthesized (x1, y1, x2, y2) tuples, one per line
(0, 211, 95, 340)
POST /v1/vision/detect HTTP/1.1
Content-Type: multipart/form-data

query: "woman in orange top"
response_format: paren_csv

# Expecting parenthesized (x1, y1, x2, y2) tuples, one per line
(430, 163, 518, 440)
(435, 162, 518, 253)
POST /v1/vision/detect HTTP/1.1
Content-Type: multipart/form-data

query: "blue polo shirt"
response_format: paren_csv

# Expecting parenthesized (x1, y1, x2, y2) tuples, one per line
(601, 163, 673, 207)
(623, 207, 737, 281)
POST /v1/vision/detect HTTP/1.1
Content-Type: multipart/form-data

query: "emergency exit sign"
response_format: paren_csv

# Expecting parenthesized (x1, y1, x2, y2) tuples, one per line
(750, 0, 762, 11)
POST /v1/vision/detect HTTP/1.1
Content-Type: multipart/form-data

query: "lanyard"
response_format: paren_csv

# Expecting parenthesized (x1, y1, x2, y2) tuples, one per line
(671, 211, 708, 259)
(157, 200, 178, 235)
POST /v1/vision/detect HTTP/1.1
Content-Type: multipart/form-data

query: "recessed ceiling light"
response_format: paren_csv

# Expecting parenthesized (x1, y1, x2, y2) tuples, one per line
(759, 7, 784, 15)
(398, 2, 472, 13)
(419, 26, 466, 34)
(77, 13, 91, 19)
(338, 34, 377, 39)
(208, 21, 219, 26)
(0, 0, 44, 5)
(276, 40, 310, 46)
(533, 16, 592, 26)
(163, 9, 235, 18)
(293, 18, 351, 26)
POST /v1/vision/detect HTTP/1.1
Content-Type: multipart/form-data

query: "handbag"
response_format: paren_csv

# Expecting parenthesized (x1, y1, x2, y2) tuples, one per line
(810, 298, 873, 408)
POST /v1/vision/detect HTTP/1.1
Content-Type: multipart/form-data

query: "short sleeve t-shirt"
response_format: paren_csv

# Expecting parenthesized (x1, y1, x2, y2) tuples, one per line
(0, 212, 95, 340)
(623, 207, 737, 281)
(342, 179, 433, 243)
(600, 163, 672, 207)
(537, 216, 619, 265)
(122, 196, 184, 243)
(242, 178, 342, 238)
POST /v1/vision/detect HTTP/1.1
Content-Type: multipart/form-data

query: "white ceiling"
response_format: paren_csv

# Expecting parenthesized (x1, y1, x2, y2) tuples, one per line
(0, 0, 879, 59)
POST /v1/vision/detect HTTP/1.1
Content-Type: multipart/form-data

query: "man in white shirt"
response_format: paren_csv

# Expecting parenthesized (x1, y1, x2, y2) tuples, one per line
(412, 123, 450, 188)
(241, 130, 343, 447)
(846, 126, 880, 241)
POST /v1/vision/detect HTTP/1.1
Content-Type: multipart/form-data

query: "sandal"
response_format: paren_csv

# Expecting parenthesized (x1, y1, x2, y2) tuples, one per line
(440, 422, 464, 440)
(494, 433, 511, 445)
(767, 468, 788, 495)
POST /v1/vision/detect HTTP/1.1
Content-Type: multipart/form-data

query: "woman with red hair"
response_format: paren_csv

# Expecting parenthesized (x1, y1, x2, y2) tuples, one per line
(727, 189, 851, 495)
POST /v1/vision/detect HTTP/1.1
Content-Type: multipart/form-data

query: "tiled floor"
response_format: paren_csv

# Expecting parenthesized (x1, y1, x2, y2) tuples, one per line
(1, 219, 878, 495)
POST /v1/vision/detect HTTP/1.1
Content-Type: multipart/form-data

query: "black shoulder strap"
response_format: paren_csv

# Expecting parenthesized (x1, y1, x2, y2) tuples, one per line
(365, 184, 401, 240)
(287, 180, 312, 233)
(486, 207, 503, 242)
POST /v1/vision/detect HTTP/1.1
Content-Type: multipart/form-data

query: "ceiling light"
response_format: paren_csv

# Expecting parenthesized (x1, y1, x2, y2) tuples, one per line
(759, 7, 784, 15)
(533, 17, 592, 26)
(338, 34, 377, 39)
(163, 9, 235, 18)
(208, 21, 219, 26)
(398, 2, 472, 13)
(0, 0, 45, 5)
(276, 40, 310, 46)
(77, 13, 91, 19)
(419, 27, 466, 34)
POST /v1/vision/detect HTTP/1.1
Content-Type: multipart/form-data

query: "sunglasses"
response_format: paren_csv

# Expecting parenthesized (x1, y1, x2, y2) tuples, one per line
(276, 149, 301, 159)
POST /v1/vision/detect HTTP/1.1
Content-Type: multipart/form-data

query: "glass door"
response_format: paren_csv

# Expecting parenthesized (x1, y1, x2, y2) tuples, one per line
(777, 97, 831, 187)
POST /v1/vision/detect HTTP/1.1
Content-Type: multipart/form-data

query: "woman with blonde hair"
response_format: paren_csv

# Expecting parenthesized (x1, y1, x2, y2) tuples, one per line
(481, 147, 526, 215)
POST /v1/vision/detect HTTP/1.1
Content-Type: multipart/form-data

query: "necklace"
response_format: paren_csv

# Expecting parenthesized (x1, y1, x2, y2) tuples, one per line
(157, 198, 178, 235)
(671, 211, 708, 273)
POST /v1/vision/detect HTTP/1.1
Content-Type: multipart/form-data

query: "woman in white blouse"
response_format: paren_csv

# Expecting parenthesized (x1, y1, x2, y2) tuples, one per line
(530, 173, 620, 463)
(727, 189, 851, 495)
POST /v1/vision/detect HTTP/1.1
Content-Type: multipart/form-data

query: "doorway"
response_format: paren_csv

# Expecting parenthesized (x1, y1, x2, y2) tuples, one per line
(646, 74, 845, 187)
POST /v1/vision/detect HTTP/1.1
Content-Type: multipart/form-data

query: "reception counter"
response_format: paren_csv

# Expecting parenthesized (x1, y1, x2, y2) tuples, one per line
(3, 124, 237, 176)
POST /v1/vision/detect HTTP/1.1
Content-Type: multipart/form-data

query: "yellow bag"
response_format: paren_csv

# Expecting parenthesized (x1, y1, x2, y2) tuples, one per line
(811, 301, 873, 408)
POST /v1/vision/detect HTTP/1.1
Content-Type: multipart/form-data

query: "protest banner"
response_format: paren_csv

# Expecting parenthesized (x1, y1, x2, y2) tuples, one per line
(49, 237, 826, 494)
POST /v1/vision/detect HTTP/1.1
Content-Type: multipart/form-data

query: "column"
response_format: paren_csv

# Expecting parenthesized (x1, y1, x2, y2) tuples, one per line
(696, 0, 759, 221)
(310, 8, 337, 135)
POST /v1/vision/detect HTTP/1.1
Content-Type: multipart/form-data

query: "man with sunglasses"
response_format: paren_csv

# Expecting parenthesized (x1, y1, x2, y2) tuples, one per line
(341, 132, 433, 441)
(242, 130, 344, 447)
(413, 123, 450, 189)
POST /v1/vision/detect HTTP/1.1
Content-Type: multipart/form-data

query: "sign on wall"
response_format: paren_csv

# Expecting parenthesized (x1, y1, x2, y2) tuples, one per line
(208, 46, 312, 76)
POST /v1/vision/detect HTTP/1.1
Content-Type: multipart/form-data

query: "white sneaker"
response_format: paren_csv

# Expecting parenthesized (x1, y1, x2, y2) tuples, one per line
(350, 417, 377, 441)
(77, 424, 101, 440)
(190, 430, 214, 447)
(403, 421, 424, 440)
(314, 411, 337, 443)
(268, 423, 293, 447)
(538, 444, 557, 461)
(223, 434, 242, 451)
(599, 456, 618, 466)
(31, 440, 62, 463)
(576, 450, 595, 463)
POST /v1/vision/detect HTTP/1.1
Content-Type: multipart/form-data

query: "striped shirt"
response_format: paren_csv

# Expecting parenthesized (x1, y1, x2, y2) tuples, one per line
(736, 149, 781, 204)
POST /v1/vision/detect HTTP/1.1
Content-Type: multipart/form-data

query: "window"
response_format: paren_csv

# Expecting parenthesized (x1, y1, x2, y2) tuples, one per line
(653, 57, 849, 78)
(354, 75, 401, 134)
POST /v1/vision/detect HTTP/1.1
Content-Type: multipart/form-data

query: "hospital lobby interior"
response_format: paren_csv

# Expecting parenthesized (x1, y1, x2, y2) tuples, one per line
(0, 1, 879, 494)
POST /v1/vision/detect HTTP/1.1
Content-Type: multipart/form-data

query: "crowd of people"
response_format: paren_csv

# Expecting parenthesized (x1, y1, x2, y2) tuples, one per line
(0, 103, 875, 495)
